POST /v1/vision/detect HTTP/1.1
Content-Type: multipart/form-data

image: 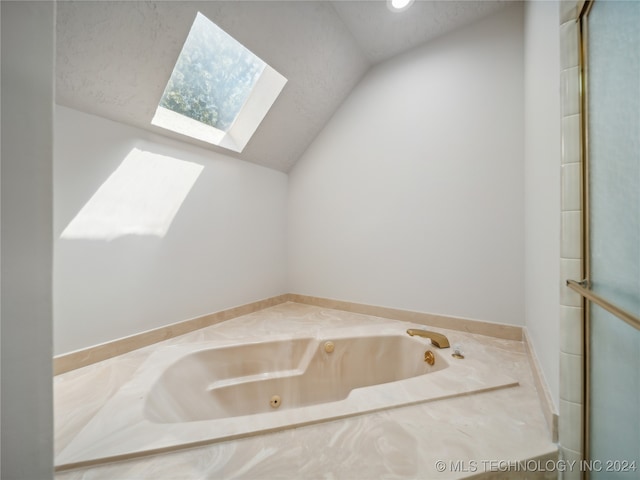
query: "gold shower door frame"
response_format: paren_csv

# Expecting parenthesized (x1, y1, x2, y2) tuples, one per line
(572, 1, 640, 475)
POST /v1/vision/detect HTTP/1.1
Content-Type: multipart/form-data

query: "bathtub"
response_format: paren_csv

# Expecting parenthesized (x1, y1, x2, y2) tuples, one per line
(55, 328, 518, 470)
(146, 334, 448, 423)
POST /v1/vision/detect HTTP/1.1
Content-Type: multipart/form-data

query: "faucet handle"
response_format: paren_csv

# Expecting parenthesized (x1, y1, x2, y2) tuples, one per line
(452, 344, 465, 359)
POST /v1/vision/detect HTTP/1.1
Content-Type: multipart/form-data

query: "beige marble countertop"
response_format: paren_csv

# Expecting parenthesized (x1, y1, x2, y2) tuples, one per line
(54, 302, 557, 479)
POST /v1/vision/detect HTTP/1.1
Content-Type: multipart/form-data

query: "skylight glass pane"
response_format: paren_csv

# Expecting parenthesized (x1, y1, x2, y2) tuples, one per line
(159, 12, 266, 133)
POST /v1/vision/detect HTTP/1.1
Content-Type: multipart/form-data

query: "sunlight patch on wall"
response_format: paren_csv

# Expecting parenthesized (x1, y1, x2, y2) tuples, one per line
(61, 148, 203, 241)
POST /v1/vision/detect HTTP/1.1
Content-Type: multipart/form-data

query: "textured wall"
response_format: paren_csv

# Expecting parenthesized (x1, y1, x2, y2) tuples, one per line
(287, 5, 526, 327)
(54, 106, 288, 354)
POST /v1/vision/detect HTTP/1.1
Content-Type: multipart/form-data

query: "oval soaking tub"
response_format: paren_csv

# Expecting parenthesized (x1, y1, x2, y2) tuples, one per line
(55, 328, 518, 471)
(145, 335, 447, 423)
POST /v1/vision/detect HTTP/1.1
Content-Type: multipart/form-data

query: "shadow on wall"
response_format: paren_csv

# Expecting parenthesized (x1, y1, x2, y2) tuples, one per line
(60, 147, 203, 241)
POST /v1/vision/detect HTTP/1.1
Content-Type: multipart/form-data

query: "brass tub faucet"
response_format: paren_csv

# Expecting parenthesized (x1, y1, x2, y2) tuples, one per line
(406, 329, 450, 349)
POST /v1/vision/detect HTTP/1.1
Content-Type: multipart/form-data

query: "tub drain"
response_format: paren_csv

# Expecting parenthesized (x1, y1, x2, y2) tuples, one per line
(270, 395, 281, 408)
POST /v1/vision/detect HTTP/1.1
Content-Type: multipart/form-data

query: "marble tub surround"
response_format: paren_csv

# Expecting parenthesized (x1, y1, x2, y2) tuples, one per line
(288, 294, 523, 341)
(524, 329, 559, 442)
(56, 329, 517, 470)
(55, 293, 524, 375)
(55, 303, 556, 478)
(53, 294, 290, 375)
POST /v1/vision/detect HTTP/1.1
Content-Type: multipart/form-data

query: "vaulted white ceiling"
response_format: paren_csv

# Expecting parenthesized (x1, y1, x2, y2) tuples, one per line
(56, 1, 510, 172)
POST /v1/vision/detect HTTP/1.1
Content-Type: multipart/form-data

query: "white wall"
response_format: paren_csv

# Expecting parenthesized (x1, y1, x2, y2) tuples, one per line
(524, 0, 562, 408)
(54, 106, 288, 355)
(287, 5, 525, 326)
(1, 2, 55, 478)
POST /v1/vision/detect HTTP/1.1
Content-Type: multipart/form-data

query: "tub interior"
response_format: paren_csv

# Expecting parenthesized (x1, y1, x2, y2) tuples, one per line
(145, 335, 446, 423)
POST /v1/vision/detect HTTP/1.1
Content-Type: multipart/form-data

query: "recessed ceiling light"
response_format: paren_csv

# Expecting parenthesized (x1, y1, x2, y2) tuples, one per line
(388, 0, 415, 13)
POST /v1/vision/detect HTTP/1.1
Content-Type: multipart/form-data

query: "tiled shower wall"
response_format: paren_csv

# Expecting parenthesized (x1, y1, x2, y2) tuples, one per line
(559, 1, 584, 477)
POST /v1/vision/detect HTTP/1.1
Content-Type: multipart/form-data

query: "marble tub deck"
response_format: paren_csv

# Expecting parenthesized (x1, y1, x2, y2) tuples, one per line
(55, 302, 557, 479)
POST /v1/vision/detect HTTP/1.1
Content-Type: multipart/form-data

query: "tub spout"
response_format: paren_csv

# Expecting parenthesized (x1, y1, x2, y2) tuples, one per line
(406, 329, 450, 349)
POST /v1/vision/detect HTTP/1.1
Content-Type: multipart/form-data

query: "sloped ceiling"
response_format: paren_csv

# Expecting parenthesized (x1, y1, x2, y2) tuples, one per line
(332, 0, 510, 63)
(56, 1, 509, 172)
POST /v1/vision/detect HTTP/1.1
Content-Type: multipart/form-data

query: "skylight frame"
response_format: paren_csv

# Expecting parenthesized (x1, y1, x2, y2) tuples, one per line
(152, 12, 287, 153)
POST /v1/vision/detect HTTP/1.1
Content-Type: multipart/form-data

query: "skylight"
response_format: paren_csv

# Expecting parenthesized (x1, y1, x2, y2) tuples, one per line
(152, 12, 287, 153)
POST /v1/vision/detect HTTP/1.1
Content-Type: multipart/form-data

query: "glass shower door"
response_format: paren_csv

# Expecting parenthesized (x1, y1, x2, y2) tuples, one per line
(585, 0, 640, 477)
